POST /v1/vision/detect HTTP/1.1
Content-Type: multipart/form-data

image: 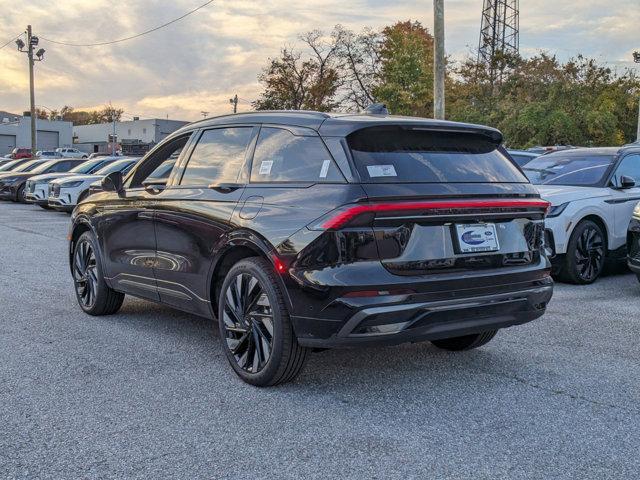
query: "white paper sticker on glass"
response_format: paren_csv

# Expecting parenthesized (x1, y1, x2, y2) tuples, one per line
(367, 165, 397, 177)
(259, 160, 273, 175)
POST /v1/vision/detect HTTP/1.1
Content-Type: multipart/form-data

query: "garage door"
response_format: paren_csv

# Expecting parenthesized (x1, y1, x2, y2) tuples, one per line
(37, 130, 59, 150)
(0, 134, 16, 155)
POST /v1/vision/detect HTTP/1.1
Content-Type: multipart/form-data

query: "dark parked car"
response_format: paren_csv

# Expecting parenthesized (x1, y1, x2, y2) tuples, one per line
(0, 158, 86, 202)
(69, 111, 553, 386)
(627, 202, 640, 282)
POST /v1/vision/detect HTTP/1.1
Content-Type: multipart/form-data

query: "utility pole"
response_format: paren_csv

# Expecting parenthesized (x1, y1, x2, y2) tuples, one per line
(229, 94, 238, 113)
(433, 0, 445, 119)
(16, 26, 45, 155)
(634, 52, 640, 142)
(27, 26, 36, 155)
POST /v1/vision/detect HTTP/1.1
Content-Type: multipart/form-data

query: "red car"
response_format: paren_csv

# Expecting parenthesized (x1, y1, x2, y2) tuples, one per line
(11, 147, 33, 159)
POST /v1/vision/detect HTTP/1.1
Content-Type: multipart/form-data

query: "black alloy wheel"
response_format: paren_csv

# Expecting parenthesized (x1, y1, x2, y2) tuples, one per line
(218, 257, 308, 386)
(73, 238, 99, 309)
(222, 272, 274, 374)
(72, 231, 124, 315)
(562, 220, 606, 284)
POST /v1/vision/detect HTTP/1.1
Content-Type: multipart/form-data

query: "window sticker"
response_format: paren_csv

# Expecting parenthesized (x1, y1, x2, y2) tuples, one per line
(367, 165, 397, 177)
(259, 160, 273, 175)
(319, 159, 331, 178)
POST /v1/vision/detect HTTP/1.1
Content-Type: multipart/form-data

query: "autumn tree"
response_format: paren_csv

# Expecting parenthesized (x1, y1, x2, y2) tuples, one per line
(371, 21, 435, 117)
(253, 31, 341, 111)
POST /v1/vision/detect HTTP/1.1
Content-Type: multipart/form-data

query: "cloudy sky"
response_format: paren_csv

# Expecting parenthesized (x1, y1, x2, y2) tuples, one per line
(1, 0, 638, 121)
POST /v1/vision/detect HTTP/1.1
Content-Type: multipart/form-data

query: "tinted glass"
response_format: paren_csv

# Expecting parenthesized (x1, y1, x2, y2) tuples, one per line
(13, 160, 42, 172)
(613, 154, 640, 186)
(0, 160, 22, 171)
(524, 154, 614, 186)
(95, 159, 137, 176)
(250, 128, 343, 182)
(31, 160, 60, 174)
(70, 159, 105, 174)
(509, 153, 536, 166)
(348, 127, 526, 183)
(180, 127, 252, 186)
(49, 160, 77, 172)
(149, 159, 176, 179)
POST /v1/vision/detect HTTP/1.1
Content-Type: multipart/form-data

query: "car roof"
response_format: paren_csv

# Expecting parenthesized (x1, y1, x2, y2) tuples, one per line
(507, 149, 538, 157)
(542, 146, 640, 157)
(173, 110, 503, 142)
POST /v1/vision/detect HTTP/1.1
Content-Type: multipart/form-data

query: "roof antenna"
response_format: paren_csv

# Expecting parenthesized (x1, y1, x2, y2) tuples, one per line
(363, 103, 389, 115)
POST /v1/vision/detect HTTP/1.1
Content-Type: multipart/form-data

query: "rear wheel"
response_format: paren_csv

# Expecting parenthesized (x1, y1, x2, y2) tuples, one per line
(218, 257, 308, 386)
(560, 220, 605, 284)
(72, 231, 124, 315)
(431, 330, 497, 351)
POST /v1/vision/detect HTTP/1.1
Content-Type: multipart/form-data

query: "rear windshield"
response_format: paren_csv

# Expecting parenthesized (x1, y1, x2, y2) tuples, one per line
(523, 154, 614, 186)
(13, 160, 42, 172)
(347, 127, 526, 183)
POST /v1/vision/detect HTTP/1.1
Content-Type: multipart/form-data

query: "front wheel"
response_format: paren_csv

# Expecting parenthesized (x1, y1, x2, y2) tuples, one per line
(431, 330, 497, 351)
(16, 184, 26, 203)
(560, 220, 606, 284)
(218, 257, 308, 386)
(72, 231, 124, 315)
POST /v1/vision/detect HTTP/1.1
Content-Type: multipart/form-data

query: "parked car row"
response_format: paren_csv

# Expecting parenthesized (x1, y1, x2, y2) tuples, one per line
(0, 155, 141, 210)
(2, 110, 640, 386)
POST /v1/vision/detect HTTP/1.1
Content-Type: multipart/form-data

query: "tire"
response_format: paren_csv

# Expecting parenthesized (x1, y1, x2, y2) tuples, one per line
(218, 257, 308, 386)
(72, 231, 124, 316)
(560, 220, 606, 284)
(431, 330, 497, 351)
(16, 184, 26, 203)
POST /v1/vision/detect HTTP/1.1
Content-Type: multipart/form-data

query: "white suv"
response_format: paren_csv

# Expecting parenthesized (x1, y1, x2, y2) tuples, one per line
(523, 146, 640, 284)
(55, 147, 88, 159)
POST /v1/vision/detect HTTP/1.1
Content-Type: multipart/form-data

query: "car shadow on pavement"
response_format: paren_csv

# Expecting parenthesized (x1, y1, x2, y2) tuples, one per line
(110, 296, 522, 392)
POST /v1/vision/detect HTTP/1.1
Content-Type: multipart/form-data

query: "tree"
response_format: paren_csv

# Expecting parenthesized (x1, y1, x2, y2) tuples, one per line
(372, 21, 435, 117)
(253, 31, 341, 111)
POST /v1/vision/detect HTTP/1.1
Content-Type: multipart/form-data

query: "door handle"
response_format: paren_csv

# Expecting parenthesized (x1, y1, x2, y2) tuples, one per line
(209, 183, 243, 193)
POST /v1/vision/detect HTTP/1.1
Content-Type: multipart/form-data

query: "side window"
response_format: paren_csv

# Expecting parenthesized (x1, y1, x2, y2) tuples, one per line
(128, 134, 190, 188)
(49, 161, 71, 172)
(180, 127, 253, 186)
(250, 127, 344, 183)
(614, 154, 640, 186)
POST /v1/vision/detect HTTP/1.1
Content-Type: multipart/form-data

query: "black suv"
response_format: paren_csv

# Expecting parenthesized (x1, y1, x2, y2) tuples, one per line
(69, 111, 553, 386)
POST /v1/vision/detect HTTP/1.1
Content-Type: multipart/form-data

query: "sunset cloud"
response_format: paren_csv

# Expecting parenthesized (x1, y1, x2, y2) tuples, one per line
(1, 0, 638, 120)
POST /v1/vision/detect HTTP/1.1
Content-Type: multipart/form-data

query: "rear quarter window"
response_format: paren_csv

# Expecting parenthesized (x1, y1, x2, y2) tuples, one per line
(250, 127, 344, 183)
(347, 126, 527, 183)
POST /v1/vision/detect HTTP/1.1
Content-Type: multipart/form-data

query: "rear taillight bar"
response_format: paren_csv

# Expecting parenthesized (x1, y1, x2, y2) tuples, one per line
(316, 199, 550, 230)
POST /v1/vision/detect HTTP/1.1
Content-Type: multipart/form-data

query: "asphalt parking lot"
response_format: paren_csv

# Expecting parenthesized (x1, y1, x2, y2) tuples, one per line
(1, 201, 640, 479)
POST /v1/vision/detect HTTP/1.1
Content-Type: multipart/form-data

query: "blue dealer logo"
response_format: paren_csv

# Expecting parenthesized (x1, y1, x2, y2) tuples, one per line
(461, 231, 484, 245)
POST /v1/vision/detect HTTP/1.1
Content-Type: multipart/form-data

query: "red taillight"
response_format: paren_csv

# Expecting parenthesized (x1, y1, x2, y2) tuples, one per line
(318, 199, 550, 230)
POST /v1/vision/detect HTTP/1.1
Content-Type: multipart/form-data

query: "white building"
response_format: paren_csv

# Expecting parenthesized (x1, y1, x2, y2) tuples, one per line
(0, 111, 73, 155)
(73, 118, 189, 155)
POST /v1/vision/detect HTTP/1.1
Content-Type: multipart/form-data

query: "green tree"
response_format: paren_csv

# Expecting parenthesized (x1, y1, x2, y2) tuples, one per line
(372, 21, 435, 117)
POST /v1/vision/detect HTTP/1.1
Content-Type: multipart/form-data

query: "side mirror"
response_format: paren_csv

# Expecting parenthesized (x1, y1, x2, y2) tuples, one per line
(101, 171, 124, 195)
(619, 175, 636, 189)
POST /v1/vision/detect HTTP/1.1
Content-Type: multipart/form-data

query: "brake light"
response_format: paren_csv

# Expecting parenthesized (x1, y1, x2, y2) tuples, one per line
(317, 199, 550, 230)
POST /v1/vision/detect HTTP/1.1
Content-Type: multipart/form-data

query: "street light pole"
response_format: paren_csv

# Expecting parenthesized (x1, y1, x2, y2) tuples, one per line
(27, 25, 37, 155)
(433, 0, 446, 119)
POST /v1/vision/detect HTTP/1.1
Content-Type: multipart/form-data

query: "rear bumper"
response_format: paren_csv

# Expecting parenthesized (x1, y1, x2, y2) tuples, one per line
(288, 258, 553, 348)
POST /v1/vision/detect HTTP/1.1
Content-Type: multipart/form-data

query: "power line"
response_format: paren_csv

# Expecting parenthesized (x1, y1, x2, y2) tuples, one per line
(0, 32, 23, 50)
(39, 0, 214, 47)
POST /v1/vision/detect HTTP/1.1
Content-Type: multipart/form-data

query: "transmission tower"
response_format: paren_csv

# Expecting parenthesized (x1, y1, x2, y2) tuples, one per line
(477, 0, 519, 85)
